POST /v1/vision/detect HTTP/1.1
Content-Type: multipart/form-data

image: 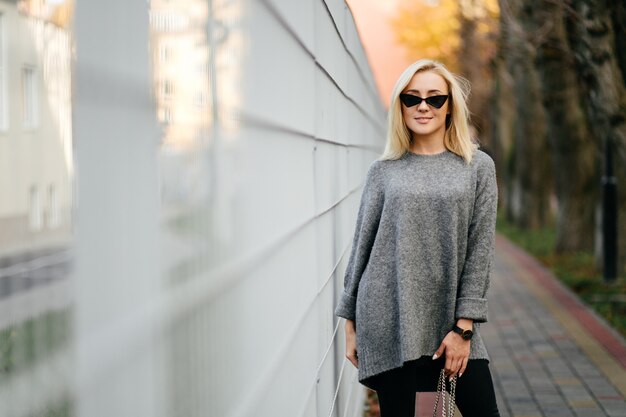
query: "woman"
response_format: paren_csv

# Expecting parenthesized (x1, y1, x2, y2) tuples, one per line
(334, 59, 501, 417)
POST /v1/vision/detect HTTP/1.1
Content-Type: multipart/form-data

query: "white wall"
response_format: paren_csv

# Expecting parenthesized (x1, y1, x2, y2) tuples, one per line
(70, 0, 386, 416)
(0, 1, 73, 255)
(221, 1, 386, 416)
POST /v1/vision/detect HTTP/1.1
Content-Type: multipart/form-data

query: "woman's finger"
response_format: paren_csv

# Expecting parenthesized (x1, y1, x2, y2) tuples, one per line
(459, 356, 468, 377)
(450, 357, 460, 379)
(444, 354, 453, 377)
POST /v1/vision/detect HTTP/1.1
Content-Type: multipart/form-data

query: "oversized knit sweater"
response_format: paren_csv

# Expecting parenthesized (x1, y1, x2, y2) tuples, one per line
(334, 148, 498, 384)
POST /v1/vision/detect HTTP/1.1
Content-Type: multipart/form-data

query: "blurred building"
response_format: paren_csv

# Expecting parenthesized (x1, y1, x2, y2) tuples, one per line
(0, 0, 73, 256)
(150, 0, 211, 149)
(0, 0, 386, 416)
(149, 0, 214, 208)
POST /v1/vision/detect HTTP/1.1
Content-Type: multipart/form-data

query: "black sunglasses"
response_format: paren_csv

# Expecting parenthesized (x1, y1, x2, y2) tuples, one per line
(399, 93, 450, 109)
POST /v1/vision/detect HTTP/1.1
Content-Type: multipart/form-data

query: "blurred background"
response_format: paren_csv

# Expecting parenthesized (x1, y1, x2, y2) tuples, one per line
(0, 0, 624, 416)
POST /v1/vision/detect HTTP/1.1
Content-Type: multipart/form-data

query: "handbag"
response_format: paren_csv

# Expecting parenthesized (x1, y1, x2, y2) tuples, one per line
(432, 368, 457, 417)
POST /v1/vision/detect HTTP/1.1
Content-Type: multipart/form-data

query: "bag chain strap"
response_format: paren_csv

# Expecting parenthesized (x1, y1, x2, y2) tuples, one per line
(432, 368, 457, 417)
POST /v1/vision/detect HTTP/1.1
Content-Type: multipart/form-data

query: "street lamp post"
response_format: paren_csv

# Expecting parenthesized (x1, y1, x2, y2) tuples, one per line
(602, 135, 618, 283)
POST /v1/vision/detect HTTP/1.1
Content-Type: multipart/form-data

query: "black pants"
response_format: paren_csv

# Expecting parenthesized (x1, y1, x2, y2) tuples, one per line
(363, 356, 501, 417)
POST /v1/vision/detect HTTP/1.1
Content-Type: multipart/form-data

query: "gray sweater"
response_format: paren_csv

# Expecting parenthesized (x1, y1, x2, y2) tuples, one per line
(334, 148, 498, 384)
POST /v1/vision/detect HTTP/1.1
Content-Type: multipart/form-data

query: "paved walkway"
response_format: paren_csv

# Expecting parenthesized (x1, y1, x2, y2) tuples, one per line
(0, 246, 72, 331)
(412, 234, 626, 417)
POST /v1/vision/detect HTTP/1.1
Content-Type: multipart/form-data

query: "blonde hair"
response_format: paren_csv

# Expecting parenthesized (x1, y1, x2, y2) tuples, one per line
(378, 59, 479, 164)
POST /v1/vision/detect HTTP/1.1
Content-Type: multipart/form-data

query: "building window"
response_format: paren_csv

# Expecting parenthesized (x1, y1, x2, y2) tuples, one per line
(194, 91, 206, 108)
(0, 14, 6, 131)
(29, 185, 42, 230)
(162, 107, 172, 125)
(22, 66, 38, 129)
(48, 184, 59, 228)
(161, 79, 173, 100)
(159, 44, 170, 63)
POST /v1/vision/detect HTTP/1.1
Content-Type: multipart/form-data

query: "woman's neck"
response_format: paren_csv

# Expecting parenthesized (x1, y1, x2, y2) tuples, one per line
(409, 137, 446, 154)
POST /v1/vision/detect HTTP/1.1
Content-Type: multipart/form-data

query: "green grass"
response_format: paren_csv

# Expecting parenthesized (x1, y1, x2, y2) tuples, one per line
(495, 212, 557, 258)
(26, 396, 74, 417)
(0, 308, 73, 379)
(0, 308, 74, 416)
(496, 211, 626, 338)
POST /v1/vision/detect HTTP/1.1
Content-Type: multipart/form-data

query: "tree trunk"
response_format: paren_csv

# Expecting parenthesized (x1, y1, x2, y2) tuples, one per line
(490, 44, 516, 222)
(568, 0, 626, 274)
(609, 0, 626, 86)
(532, 0, 598, 252)
(498, 0, 552, 229)
(458, 1, 497, 152)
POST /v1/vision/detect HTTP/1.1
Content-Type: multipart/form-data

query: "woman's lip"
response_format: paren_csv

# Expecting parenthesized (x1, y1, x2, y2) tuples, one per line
(415, 117, 432, 123)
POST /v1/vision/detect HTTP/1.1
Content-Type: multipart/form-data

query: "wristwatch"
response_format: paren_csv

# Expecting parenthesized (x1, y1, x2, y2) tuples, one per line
(452, 324, 473, 340)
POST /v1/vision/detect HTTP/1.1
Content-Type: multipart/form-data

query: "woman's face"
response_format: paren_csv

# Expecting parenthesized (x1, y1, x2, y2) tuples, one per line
(400, 70, 450, 140)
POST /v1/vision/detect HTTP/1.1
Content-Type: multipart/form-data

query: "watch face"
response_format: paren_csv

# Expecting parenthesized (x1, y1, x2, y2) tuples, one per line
(454, 326, 473, 340)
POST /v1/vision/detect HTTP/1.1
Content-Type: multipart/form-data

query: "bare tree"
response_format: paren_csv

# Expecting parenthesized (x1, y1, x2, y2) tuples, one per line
(496, 0, 552, 229)
(532, 0, 598, 252)
(568, 0, 626, 274)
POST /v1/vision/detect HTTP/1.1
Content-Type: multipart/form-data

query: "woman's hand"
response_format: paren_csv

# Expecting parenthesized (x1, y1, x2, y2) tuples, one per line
(432, 330, 470, 380)
(345, 319, 359, 368)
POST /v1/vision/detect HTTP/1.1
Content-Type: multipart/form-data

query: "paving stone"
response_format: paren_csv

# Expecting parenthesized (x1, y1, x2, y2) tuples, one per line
(554, 377, 584, 385)
(587, 380, 623, 397)
(571, 407, 605, 417)
(567, 399, 600, 407)
(598, 399, 626, 416)
(537, 407, 575, 417)
(534, 392, 567, 404)
(472, 241, 626, 417)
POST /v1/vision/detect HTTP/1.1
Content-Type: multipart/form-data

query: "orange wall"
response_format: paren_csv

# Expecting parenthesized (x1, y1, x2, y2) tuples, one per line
(346, 0, 413, 110)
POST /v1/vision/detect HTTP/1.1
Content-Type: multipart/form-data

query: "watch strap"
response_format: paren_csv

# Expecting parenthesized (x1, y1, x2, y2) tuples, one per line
(453, 324, 473, 340)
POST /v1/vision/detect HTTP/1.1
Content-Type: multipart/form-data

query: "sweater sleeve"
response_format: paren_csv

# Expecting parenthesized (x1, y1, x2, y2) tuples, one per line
(455, 154, 498, 323)
(334, 161, 385, 322)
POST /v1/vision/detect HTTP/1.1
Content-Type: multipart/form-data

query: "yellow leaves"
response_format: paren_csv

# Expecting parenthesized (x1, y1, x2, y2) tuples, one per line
(390, 0, 500, 72)
(390, 0, 461, 70)
(460, 0, 499, 19)
(17, 0, 74, 28)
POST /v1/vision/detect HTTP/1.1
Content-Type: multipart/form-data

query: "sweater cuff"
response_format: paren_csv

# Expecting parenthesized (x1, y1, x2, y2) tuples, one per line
(334, 290, 357, 321)
(455, 297, 488, 323)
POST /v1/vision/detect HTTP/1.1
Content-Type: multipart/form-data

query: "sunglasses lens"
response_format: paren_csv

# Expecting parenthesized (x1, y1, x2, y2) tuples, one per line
(400, 94, 449, 108)
(400, 94, 421, 107)
(427, 95, 448, 108)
